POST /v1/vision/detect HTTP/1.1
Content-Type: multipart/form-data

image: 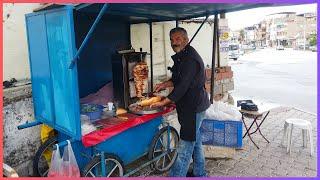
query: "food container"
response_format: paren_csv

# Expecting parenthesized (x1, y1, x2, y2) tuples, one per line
(128, 102, 163, 115)
(80, 104, 104, 121)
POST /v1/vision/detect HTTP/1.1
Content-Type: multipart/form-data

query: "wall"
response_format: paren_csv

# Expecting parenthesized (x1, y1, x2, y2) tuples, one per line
(3, 85, 40, 177)
(130, 20, 217, 84)
(3, 3, 41, 81)
(3, 3, 43, 176)
(130, 19, 233, 102)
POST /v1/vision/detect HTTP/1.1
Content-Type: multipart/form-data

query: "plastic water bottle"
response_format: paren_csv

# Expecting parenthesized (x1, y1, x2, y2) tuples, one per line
(112, 104, 117, 117)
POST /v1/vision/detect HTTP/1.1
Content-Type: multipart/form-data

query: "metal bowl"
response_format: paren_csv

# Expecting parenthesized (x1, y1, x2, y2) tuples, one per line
(128, 103, 163, 115)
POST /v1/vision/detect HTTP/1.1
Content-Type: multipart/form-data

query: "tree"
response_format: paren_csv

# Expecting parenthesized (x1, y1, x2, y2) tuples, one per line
(309, 33, 317, 46)
(238, 29, 245, 44)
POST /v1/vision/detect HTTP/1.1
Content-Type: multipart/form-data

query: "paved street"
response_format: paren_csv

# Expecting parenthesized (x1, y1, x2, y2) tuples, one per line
(229, 48, 317, 114)
(137, 106, 317, 177)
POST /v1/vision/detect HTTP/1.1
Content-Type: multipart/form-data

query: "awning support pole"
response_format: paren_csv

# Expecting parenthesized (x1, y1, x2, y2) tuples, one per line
(149, 22, 154, 92)
(217, 15, 221, 67)
(69, 3, 109, 69)
(188, 15, 209, 44)
(210, 14, 218, 104)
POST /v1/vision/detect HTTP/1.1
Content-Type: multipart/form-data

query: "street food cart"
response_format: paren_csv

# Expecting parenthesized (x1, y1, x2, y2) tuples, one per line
(18, 3, 282, 177)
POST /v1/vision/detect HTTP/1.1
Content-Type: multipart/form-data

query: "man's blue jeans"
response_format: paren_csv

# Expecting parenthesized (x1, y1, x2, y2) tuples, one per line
(169, 111, 207, 177)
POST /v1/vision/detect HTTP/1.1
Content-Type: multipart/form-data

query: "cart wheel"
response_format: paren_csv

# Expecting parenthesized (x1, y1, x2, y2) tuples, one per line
(33, 136, 58, 177)
(148, 126, 179, 173)
(81, 153, 124, 177)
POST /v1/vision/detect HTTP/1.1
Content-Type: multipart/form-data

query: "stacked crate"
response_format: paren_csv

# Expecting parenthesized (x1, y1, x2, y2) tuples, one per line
(201, 119, 242, 148)
(205, 66, 234, 101)
(203, 66, 238, 159)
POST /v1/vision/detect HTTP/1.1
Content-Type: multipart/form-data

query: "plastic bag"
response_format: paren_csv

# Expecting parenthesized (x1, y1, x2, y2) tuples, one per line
(62, 140, 80, 177)
(47, 144, 62, 177)
(205, 101, 242, 121)
(81, 122, 97, 136)
(81, 115, 97, 135)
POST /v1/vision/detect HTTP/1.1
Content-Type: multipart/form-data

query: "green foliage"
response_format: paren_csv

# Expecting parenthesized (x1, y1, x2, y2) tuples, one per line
(309, 33, 317, 46)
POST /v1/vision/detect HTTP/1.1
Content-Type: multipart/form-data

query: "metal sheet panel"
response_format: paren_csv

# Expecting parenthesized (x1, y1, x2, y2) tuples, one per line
(74, 13, 130, 97)
(75, 3, 287, 23)
(45, 7, 81, 140)
(35, 3, 297, 24)
(25, 14, 55, 126)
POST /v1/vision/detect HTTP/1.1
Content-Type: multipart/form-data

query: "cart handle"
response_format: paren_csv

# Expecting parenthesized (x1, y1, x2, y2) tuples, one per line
(17, 120, 42, 130)
(52, 139, 76, 150)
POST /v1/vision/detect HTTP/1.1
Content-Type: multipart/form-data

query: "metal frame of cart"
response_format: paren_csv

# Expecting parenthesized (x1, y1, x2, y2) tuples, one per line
(18, 3, 289, 177)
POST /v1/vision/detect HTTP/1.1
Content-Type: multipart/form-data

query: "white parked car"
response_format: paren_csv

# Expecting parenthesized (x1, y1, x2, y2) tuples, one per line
(276, 45, 284, 50)
(228, 44, 241, 60)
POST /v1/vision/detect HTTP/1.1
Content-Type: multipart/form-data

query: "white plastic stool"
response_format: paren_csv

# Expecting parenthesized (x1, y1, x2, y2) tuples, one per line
(281, 118, 313, 156)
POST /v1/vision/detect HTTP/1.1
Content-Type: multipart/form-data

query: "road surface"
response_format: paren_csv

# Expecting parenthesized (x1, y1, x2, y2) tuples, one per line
(229, 48, 317, 114)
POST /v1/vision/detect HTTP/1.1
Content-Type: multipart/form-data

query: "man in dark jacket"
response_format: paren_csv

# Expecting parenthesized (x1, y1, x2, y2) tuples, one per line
(151, 27, 210, 177)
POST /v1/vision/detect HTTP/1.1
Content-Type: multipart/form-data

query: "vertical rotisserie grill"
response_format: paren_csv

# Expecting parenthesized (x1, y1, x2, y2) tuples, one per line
(111, 51, 149, 109)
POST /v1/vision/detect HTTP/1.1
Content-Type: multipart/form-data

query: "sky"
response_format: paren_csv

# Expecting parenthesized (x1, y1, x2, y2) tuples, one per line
(226, 3, 317, 31)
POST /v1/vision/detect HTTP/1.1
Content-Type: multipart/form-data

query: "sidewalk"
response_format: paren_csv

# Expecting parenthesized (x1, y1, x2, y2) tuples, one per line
(206, 106, 317, 177)
(137, 106, 317, 177)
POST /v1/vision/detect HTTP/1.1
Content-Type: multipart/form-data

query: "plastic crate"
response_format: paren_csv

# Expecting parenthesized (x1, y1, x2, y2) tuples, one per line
(200, 119, 243, 148)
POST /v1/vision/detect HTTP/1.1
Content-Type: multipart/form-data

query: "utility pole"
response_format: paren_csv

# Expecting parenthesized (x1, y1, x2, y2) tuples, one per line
(303, 13, 306, 51)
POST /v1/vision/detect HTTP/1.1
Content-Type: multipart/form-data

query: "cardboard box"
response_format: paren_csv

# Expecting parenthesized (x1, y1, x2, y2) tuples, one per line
(203, 145, 236, 159)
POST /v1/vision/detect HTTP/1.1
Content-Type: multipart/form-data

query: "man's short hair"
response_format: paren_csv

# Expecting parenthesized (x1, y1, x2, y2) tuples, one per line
(170, 27, 188, 38)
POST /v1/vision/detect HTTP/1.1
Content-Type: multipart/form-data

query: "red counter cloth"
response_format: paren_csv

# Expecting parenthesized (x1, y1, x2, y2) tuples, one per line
(82, 106, 175, 147)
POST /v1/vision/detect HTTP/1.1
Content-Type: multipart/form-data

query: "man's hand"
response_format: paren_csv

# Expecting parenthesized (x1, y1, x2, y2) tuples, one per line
(154, 82, 166, 93)
(154, 80, 173, 93)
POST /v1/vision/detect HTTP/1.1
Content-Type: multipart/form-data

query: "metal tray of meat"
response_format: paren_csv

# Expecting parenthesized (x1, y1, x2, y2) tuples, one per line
(128, 102, 163, 115)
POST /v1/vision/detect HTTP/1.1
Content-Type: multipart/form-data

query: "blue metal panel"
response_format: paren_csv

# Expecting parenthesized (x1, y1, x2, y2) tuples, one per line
(74, 13, 130, 97)
(35, 3, 298, 24)
(45, 7, 81, 140)
(75, 3, 285, 24)
(69, 4, 109, 69)
(95, 117, 162, 165)
(25, 14, 55, 126)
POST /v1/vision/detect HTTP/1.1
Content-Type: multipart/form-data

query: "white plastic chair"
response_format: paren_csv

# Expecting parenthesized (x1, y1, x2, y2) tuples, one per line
(281, 118, 314, 156)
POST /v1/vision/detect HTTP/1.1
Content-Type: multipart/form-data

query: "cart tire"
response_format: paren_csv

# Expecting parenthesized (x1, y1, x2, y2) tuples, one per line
(33, 136, 58, 177)
(148, 126, 179, 173)
(81, 153, 124, 177)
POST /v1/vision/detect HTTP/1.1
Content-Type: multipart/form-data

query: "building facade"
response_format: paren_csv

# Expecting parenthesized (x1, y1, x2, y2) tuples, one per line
(265, 12, 317, 48)
(233, 11, 317, 49)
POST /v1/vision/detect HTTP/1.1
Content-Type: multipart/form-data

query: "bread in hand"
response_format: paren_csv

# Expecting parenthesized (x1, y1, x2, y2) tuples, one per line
(138, 96, 162, 106)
